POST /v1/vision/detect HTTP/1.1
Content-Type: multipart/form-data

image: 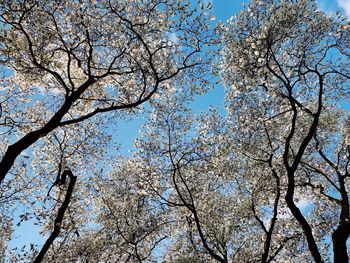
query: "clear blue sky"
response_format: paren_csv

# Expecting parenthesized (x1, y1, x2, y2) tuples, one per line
(10, 0, 349, 256)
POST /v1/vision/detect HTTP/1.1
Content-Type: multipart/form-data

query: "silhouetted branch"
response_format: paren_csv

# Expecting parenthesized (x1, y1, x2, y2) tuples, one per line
(33, 169, 77, 263)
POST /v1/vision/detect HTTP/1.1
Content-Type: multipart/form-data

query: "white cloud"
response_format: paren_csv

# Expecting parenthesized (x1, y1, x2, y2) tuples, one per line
(36, 86, 61, 95)
(337, 0, 350, 18)
(50, 87, 61, 94)
(165, 32, 178, 45)
(317, 0, 350, 19)
(296, 199, 312, 210)
(167, 32, 178, 44)
(316, 0, 334, 15)
(276, 199, 312, 220)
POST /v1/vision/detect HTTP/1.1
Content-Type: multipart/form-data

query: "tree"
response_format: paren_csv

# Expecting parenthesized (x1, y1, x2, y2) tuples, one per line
(132, 93, 305, 262)
(221, 0, 350, 262)
(0, 0, 214, 260)
(0, 0, 213, 184)
(60, 94, 302, 262)
(34, 158, 169, 262)
(72, 0, 350, 262)
(2, 0, 350, 262)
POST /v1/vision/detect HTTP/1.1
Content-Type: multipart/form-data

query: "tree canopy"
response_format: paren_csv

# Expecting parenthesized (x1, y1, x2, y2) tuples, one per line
(0, 0, 349, 262)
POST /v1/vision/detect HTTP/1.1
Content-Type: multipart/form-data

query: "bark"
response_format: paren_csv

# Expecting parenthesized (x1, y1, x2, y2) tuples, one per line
(0, 78, 94, 185)
(33, 170, 77, 263)
(332, 175, 350, 263)
(332, 223, 350, 263)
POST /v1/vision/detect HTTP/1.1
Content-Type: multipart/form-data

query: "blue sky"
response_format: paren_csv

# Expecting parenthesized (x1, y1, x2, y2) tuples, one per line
(11, 0, 350, 256)
(318, 0, 350, 17)
(115, 0, 350, 154)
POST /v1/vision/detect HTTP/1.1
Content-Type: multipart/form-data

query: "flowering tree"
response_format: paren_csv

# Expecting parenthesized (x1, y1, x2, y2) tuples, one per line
(0, 0, 214, 260)
(59, 95, 302, 262)
(2, 0, 350, 262)
(72, 0, 349, 262)
(222, 0, 350, 262)
(0, 0, 213, 184)
(130, 94, 306, 262)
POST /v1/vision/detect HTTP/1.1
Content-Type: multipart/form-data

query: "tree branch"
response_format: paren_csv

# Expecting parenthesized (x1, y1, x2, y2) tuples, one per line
(33, 169, 77, 263)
